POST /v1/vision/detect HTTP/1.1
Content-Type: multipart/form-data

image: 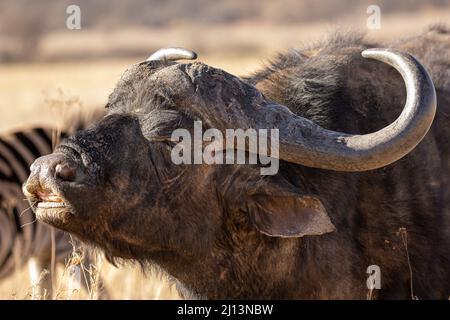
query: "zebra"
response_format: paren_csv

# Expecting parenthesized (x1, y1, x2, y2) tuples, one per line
(0, 111, 105, 299)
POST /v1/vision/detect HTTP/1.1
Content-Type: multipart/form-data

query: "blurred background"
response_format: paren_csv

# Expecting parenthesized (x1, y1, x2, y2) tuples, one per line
(0, 0, 449, 299)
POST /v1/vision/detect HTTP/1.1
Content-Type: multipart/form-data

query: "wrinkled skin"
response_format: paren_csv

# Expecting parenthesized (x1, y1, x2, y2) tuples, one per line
(24, 26, 450, 299)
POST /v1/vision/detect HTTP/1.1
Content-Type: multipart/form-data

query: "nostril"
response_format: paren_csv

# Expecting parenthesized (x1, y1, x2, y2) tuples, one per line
(55, 163, 76, 182)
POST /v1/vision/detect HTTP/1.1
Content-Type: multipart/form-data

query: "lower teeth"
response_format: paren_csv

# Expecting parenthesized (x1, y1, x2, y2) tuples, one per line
(37, 202, 66, 208)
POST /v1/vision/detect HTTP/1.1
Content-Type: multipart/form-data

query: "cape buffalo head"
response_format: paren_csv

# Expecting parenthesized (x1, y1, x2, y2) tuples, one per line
(23, 47, 436, 298)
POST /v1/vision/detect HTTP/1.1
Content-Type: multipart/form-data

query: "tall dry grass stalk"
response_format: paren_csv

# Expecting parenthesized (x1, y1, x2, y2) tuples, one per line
(397, 227, 418, 300)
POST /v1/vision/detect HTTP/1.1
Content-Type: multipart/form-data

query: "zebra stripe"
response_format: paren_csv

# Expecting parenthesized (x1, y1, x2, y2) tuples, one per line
(0, 139, 28, 183)
(0, 128, 75, 280)
(0, 109, 106, 298)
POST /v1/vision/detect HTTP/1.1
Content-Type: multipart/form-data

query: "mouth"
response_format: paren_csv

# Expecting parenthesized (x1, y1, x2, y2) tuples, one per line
(34, 191, 73, 226)
(36, 191, 67, 208)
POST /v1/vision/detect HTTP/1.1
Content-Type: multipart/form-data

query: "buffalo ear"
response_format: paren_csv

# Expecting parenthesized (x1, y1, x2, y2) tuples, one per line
(247, 183, 336, 238)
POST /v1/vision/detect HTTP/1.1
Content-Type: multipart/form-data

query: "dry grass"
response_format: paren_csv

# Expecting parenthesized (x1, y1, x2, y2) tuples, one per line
(39, 8, 450, 61)
(0, 257, 181, 300)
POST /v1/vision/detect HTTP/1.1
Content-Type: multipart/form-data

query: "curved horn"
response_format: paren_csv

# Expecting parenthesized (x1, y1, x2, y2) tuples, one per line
(258, 48, 436, 171)
(147, 47, 197, 62)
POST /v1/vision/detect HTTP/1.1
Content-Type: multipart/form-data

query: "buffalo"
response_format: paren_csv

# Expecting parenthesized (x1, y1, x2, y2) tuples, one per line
(24, 26, 450, 299)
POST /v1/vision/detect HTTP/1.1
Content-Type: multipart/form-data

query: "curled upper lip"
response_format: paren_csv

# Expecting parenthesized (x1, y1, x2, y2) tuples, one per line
(37, 190, 64, 202)
(25, 188, 68, 210)
(36, 192, 67, 209)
